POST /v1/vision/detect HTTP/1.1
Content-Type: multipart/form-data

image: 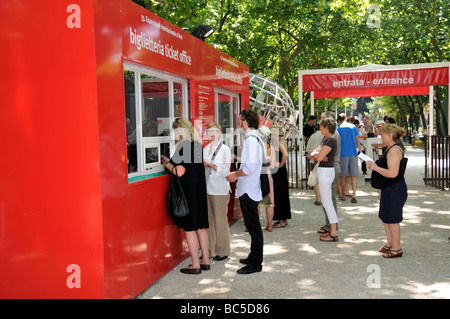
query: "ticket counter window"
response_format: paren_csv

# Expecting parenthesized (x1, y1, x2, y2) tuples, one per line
(124, 62, 188, 181)
(215, 88, 240, 146)
(141, 74, 169, 137)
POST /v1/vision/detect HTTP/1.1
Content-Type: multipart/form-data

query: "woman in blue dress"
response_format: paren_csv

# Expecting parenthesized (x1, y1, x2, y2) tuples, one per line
(367, 124, 407, 258)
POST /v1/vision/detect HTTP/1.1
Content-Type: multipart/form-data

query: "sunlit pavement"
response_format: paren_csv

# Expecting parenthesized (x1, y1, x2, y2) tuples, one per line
(138, 146, 450, 299)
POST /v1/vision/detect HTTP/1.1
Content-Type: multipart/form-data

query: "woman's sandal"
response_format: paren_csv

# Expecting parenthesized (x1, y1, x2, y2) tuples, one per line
(272, 221, 286, 228)
(378, 245, 391, 253)
(382, 248, 403, 258)
(320, 233, 339, 242)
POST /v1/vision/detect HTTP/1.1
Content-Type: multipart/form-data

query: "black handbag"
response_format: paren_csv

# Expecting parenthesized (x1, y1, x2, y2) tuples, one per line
(166, 166, 189, 218)
(371, 147, 408, 189)
(260, 168, 270, 197)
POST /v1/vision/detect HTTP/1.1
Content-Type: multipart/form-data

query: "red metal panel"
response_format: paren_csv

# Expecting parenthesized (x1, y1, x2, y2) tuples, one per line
(0, 0, 104, 298)
(0, 0, 250, 299)
(128, 176, 189, 297)
(93, 0, 133, 299)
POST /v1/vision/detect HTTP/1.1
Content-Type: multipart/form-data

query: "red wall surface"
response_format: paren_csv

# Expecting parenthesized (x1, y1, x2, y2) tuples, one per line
(0, 1, 105, 298)
(0, 0, 249, 299)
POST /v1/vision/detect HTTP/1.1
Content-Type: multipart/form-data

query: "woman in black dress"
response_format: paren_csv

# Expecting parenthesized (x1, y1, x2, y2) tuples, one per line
(161, 118, 210, 274)
(270, 125, 291, 228)
(367, 124, 407, 258)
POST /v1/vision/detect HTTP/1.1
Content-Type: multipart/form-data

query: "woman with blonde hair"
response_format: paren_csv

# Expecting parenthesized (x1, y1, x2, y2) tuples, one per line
(203, 123, 232, 261)
(367, 124, 407, 258)
(161, 117, 210, 274)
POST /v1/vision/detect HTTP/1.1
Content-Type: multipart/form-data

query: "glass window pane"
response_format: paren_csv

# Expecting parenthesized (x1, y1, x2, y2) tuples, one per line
(233, 95, 240, 129)
(217, 93, 231, 134)
(173, 81, 183, 118)
(141, 74, 169, 137)
(124, 70, 137, 173)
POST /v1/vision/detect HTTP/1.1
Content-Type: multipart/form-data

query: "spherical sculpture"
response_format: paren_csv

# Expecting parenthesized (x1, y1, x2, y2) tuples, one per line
(249, 73, 299, 139)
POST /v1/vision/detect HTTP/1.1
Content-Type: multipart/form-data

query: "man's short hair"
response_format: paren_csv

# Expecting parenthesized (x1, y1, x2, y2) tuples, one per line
(308, 115, 317, 121)
(337, 113, 346, 123)
(240, 109, 260, 130)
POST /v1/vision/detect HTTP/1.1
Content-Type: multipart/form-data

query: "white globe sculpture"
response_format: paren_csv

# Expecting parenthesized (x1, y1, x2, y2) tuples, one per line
(249, 73, 299, 139)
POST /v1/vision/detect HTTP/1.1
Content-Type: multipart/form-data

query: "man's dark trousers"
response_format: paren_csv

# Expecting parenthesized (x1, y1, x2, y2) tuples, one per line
(239, 193, 263, 268)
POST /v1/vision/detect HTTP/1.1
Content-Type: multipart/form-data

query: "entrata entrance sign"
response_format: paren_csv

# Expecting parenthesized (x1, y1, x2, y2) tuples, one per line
(303, 67, 449, 98)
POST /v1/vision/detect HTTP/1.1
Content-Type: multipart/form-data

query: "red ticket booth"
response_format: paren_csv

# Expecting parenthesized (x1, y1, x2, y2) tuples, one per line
(0, 0, 249, 298)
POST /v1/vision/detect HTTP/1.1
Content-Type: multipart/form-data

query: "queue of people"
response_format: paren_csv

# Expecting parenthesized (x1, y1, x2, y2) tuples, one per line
(160, 112, 407, 275)
(307, 114, 407, 256)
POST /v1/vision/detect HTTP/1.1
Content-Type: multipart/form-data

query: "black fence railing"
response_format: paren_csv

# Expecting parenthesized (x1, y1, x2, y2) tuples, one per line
(424, 135, 450, 191)
(286, 138, 299, 189)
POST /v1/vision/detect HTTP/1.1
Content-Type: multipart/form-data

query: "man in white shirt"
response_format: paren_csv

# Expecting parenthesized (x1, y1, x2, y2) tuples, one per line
(226, 109, 264, 274)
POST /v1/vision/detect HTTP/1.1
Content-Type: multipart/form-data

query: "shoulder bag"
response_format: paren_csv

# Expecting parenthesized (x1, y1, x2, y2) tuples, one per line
(371, 146, 408, 189)
(166, 166, 190, 218)
(205, 142, 223, 183)
(307, 163, 319, 187)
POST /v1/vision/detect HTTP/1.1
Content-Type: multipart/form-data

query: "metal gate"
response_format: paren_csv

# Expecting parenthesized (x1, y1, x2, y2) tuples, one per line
(424, 135, 450, 190)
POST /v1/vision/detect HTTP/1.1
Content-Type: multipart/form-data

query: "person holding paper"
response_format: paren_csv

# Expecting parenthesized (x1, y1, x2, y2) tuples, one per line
(367, 124, 407, 258)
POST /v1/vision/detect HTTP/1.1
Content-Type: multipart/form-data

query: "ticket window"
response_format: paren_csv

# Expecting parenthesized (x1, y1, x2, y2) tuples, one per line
(215, 87, 240, 147)
(124, 61, 188, 181)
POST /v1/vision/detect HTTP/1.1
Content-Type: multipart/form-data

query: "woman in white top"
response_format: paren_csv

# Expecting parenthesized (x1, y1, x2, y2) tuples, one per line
(203, 123, 232, 261)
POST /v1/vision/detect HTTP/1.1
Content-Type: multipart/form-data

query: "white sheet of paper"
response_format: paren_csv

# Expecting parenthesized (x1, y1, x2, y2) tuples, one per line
(358, 153, 374, 163)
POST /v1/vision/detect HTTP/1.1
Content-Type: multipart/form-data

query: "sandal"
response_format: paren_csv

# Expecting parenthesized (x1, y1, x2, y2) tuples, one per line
(383, 248, 403, 258)
(350, 197, 357, 203)
(378, 245, 391, 253)
(272, 221, 286, 228)
(320, 233, 339, 242)
(317, 226, 329, 234)
(319, 230, 330, 237)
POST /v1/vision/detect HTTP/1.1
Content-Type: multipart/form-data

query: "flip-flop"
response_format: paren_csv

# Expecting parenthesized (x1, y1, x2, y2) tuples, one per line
(350, 197, 357, 203)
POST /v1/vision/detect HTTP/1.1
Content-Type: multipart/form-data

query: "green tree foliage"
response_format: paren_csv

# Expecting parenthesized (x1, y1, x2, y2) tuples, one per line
(133, 0, 449, 134)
